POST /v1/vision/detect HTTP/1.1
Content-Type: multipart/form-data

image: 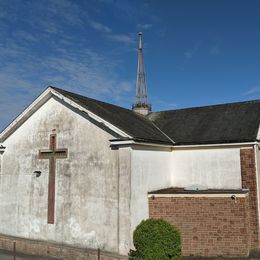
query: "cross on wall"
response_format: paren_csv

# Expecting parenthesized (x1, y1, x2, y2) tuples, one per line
(39, 134, 68, 224)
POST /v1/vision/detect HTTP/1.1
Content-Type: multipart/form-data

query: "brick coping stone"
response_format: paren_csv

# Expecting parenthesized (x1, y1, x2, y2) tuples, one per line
(0, 234, 128, 260)
(0, 249, 59, 259)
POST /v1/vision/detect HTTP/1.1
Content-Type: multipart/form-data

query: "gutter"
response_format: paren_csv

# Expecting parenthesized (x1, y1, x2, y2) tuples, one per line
(148, 188, 250, 198)
(109, 139, 173, 148)
(148, 193, 249, 198)
(110, 139, 260, 150)
(172, 141, 260, 149)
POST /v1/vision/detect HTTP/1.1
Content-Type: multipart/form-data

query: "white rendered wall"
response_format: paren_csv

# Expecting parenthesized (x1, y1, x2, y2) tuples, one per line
(171, 148, 242, 189)
(130, 148, 172, 234)
(0, 97, 129, 253)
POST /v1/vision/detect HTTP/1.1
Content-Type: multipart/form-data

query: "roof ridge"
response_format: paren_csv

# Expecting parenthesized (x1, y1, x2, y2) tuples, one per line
(152, 98, 260, 114)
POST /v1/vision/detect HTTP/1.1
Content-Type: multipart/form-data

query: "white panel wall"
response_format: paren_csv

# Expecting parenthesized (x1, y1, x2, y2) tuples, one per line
(171, 148, 242, 189)
(130, 148, 172, 234)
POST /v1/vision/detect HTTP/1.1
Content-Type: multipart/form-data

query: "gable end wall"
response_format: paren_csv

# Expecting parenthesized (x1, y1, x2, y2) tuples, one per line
(0, 97, 126, 253)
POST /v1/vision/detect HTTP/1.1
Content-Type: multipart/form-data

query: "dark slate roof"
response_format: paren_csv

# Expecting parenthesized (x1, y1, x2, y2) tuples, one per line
(148, 187, 249, 195)
(52, 87, 260, 145)
(148, 100, 260, 145)
(51, 87, 172, 144)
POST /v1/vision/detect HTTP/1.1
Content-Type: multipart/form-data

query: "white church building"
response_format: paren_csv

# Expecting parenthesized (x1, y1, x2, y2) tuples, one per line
(0, 34, 260, 259)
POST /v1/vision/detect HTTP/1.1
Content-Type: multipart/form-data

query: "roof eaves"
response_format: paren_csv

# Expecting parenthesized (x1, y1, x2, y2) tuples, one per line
(174, 138, 257, 146)
(132, 137, 173, 145)
(153, 99, 260, 114)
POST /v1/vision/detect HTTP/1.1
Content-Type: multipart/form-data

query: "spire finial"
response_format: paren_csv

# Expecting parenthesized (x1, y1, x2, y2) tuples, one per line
(132, 32, 151, 115)
(139, 32, 142, 49)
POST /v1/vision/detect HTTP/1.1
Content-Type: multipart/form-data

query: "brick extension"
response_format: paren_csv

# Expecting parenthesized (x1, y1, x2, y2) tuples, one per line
(149, 196, 250, 257)
(149, 147, 260, 257)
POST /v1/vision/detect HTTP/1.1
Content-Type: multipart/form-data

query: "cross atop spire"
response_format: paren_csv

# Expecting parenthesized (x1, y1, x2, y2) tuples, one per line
(132, 32, 151, 115)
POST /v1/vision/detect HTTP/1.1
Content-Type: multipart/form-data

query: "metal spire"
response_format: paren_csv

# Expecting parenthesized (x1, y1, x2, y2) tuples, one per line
(132, 32, 151, 115)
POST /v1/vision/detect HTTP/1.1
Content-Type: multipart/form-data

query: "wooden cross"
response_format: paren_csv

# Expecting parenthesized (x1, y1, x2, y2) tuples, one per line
(39, 134, 68, 224)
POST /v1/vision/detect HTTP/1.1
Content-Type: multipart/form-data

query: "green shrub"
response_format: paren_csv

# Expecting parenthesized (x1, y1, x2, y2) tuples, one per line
(129, 218, 181, 260)
(128, 248, 144, 260)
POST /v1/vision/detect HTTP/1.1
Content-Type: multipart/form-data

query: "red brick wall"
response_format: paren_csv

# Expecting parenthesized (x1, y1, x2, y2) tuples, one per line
(149, 196, 250, 257)
(240, 148, 259, 248)
(0, 234, 127, 260)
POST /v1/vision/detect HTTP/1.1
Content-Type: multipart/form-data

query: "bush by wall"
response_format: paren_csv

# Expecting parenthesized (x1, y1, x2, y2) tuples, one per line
(129, 218, 181, 260)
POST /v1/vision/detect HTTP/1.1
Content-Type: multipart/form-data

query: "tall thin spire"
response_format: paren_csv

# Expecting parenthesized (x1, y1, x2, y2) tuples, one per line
(132, 32, 151, 115)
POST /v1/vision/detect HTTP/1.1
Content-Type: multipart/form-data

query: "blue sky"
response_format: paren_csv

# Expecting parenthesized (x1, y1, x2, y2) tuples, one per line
(0, 0, 260, 131)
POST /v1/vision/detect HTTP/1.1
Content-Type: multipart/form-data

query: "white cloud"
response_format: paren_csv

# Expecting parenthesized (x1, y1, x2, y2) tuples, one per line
(118, 81, 132, 92)
(13, 31, 38, 42)
(88, 20, 136, 46)
(46, 0, 84, 25)
(243, 86, 260, 96)
(151, 98, 177, 109)
(184, 51, 193, 59)
(108, 34, 135, 44)
(0, 0, 137, 130)
(0, 34, 133, 130)
(137, 23, 153, 30)
(184, 45, 199, 59)
(209, 45, 220, 56)
(89, 20, 111, 33)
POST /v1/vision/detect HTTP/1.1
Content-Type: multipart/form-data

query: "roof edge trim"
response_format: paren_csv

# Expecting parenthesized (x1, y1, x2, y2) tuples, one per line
(51, 88, 131, 139)
(110, 138, 173, 148)
(173, 141, 259, 149)
(110, 140, 260, 149)
(0, 87, 132, 142)
(149, 120, 175, 144)
(257, 124, 260, 140)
